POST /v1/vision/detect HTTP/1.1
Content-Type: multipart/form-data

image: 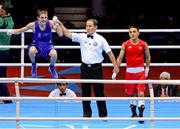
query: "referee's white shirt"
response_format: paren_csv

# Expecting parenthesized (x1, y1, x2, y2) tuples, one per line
(72, 32, 111, 64)
(48, 88, 77, 97)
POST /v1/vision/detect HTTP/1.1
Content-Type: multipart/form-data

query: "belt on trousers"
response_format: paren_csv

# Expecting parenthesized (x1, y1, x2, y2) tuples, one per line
(82, 62, 101, 68)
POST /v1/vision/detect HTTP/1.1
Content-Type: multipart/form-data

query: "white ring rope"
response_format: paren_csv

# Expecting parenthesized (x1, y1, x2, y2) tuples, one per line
(2, 28, 180, 33)
(0, 96, 179, 101)
(24, 29, 180, 33)
(0, 29, 180, 33)
(0, 117, 180, 121)
(1, 45, 180, 49)
(0, 63, 180, 66)
(0, 78, 179, 85)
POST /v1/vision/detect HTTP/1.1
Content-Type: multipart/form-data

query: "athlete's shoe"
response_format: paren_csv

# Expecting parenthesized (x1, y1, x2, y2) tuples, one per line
(138, 105, 145, 124)
(130, 104, 137, 117)
(131, 114, 138, 117)
(31, 62, 37, 78)
(138, 113, 144, 124)
(49, 65, 58, 79)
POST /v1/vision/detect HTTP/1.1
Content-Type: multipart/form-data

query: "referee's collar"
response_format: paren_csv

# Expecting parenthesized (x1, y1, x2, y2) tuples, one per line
(87, 32, 97, 36)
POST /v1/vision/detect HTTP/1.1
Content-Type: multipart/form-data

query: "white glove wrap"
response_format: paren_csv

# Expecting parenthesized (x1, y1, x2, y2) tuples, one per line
(145, 67, 149, 77)
(112, 72, 117, 80)
(52, 16, 59, 25)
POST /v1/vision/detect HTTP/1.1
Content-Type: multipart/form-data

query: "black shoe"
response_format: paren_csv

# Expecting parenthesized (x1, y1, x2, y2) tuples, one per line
(130, 104, 137, 117)
(99, 114, 107, 117)
(3, 100, 13, 104)
(138, 105, 145, 124)
(131, 114, 138, 117)
(83, 114, 91, 117)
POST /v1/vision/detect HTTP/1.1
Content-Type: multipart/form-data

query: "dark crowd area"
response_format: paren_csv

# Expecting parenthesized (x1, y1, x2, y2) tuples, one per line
(2, 0, 180, 63)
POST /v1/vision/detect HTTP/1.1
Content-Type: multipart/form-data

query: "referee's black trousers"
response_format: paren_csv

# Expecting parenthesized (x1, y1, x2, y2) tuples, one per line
(81, 63, 107, 117)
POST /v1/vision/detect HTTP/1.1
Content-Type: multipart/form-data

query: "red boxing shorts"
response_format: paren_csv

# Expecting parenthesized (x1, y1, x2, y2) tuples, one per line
(125, 71, 146, 95)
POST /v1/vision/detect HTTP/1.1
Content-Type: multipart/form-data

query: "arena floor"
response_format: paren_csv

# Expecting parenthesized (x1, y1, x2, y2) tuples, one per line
(0, 99, 180, 129)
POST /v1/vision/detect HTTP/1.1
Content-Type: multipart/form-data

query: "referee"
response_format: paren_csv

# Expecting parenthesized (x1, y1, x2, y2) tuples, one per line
(54, 17, 119, 117)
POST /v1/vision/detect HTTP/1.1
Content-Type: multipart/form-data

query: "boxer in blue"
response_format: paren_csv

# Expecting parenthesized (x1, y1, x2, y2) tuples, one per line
(8, 8, 63, 78)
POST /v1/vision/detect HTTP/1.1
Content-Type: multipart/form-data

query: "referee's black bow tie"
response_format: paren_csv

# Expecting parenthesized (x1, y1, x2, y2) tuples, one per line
(87, 34, 93, 39)
(60, 92, 66, 96)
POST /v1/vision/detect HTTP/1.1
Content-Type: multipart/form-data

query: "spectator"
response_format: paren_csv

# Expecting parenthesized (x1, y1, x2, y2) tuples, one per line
(49, 77, 76, 97)
(153, 71, 179, 97)
(0, 3, 14, 103)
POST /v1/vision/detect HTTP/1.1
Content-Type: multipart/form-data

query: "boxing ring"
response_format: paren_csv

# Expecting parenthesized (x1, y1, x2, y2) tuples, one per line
(0, 29, 180, 129)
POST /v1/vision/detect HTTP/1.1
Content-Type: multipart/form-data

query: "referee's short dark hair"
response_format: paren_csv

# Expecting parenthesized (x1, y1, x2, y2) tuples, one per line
(87, 19, 98, 26)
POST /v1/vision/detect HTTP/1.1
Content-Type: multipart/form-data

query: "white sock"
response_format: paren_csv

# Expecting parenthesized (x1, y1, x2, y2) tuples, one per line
(130, 100, 137, 106)
(138, 100, 145, 107)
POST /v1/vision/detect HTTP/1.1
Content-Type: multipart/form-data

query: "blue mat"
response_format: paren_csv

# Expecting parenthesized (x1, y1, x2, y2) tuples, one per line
(0, 100, 180, 129)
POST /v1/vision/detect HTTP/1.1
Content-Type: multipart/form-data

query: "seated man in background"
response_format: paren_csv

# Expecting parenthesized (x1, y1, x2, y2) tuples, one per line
(153, 71, 179, 97)
(49, 77, 76, 97)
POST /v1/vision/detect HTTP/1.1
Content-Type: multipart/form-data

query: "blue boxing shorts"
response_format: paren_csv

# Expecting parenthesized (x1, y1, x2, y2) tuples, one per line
(28, 41, 54, 58)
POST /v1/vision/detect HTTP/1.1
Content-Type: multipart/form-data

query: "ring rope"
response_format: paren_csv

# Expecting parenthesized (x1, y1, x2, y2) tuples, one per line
(2, 28, 180, 32)
(0, 63, 180, 66)
(0, 78, 179, 85)
(0, 96, 180, 100)
(1, 45, 180, 49)
(0, 117, 180, 121)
